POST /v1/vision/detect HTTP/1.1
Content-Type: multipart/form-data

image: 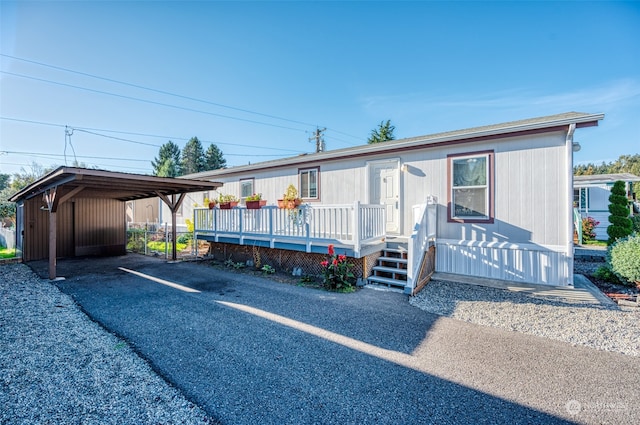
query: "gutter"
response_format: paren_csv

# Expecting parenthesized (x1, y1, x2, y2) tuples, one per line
(566, 123, 577, 287)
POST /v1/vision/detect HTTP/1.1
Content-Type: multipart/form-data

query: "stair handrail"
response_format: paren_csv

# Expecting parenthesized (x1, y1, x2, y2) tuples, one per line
(573, 207, 583, 245)
(407, 196, 437, 293)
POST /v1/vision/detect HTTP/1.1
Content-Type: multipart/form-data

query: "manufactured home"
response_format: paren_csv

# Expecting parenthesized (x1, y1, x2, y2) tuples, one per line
(574, 173, 640, 240)
(161, 112, 603, 293)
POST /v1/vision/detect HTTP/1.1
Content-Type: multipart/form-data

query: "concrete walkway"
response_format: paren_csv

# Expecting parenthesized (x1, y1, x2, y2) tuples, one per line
(33, 255, 639, 425)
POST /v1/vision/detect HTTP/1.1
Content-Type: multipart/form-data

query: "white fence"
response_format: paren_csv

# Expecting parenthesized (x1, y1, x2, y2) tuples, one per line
(194, 202, 385, 256)
(0, 227, 15, 250)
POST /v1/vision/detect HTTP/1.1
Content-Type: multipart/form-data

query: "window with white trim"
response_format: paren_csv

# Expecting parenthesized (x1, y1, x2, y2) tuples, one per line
(449, 152, 492, 221)
(240, 179, 254, 203)
(299, 168, 319, 199)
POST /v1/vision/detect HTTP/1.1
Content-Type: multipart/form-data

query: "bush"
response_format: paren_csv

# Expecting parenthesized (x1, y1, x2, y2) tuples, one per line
(320, 244, 356, 292)
(581, 217, 599, 242)
(177, 233, 192, 245)
(607, 181, 632, 245)
(632, 215, 640, 234)
(593, 265, 622, 284)
(607, 233, 640, 287)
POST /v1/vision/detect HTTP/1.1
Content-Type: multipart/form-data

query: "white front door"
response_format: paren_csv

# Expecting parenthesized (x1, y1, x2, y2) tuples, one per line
(370, 161, 400, 234)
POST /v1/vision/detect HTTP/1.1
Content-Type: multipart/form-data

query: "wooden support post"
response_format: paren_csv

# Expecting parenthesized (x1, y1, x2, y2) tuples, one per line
(49, 211, 56, 280)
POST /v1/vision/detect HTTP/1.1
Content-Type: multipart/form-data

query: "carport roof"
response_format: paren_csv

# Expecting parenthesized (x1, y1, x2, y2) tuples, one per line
(9, 166, 222, 202)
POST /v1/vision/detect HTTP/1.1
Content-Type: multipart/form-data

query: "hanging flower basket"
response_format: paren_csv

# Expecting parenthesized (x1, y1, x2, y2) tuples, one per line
(246, 200, 267, 209)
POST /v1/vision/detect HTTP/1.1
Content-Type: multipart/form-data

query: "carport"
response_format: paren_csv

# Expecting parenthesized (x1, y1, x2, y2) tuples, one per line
(10, 167, 221, 279)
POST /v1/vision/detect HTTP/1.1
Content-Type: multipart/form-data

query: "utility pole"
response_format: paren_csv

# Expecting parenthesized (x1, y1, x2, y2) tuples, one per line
(309, 127, 326, 153)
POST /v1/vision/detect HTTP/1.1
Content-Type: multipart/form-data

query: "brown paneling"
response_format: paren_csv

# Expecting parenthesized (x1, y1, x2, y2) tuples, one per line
(75, 198, 126, 256)
(23, 197, 126, 261)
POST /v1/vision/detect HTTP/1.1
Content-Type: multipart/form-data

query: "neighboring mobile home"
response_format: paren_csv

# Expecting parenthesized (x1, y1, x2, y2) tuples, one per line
(574, 173, 640, 240)
(163, 112, 603, 293)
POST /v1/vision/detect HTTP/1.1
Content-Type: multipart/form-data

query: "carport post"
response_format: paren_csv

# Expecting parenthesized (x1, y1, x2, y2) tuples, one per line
(156, 192, 187, 262)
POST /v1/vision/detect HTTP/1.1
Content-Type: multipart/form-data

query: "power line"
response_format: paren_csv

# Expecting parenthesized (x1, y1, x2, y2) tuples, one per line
(1, 54, 366, 145)
(0, 116, 307, 154)
(1, 71, 309, 133)
(1, 53, 321, 128)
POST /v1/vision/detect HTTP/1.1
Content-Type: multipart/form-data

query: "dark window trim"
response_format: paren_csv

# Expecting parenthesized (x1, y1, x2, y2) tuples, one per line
(298, 166, 320, 201)
(447, 150, 494, 224)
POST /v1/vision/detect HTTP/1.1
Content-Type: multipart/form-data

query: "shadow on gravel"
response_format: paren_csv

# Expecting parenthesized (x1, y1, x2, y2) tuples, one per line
(26, 254, 578, 424)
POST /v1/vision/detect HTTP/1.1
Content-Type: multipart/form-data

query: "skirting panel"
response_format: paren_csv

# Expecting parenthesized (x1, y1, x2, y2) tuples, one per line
(435, 240, 570, 286)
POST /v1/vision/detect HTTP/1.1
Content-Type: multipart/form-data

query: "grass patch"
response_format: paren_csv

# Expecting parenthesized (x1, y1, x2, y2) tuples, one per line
(583, 240, 607, 247)
(147, 241, 188, 252)
(0, 248, 17, 259)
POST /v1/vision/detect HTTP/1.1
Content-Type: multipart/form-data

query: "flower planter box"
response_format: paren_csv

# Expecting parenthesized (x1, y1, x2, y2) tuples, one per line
(246, 200, 267, 209)
(219, 201, 239, 209)
(277, 199, 302, 209)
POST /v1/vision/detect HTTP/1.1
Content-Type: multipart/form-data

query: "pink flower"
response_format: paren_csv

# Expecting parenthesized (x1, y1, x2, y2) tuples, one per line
(320, 260, 329, 267)
(332, 259, 338, 266)
(328, 244, 335, 256)
(338, 255, 346, 262)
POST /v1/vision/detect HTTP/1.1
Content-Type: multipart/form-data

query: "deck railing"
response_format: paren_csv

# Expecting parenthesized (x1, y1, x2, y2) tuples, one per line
(407, 196, 438, 292)
(194, 202, 385, 256)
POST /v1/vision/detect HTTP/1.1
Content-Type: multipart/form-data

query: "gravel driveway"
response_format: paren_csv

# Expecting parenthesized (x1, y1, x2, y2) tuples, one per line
(2, 255, 639, 424)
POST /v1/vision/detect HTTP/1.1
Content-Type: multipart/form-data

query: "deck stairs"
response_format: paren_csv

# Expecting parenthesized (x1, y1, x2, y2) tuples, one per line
(367, 242, 409, 289)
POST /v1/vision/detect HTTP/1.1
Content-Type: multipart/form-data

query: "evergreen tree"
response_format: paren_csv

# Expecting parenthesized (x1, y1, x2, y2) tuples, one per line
(181, 137, 206, 175)
(152, 141, 181, 177)
(156, 158, 181, 178)
(367, 120, 396, 144)
(607, 180, 633, 245)
(204, 143, 227, 170)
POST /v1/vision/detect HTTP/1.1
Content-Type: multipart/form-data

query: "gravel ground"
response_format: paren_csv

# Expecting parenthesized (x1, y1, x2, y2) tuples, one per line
(0, 263, 216, 425)
(410, 262, 640, 357)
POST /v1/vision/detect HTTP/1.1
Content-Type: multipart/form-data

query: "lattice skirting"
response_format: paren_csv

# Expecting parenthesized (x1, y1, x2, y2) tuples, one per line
(207, 242, 383, 279)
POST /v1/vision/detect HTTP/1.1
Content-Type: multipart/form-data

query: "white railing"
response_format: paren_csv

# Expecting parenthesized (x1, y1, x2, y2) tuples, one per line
(194, 202, 385, 256)
(407, 196, 438, 292)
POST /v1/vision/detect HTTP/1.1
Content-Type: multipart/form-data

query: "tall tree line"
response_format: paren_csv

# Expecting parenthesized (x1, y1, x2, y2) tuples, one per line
(574, 154, 640, 176)
(152, 137, 226, 177)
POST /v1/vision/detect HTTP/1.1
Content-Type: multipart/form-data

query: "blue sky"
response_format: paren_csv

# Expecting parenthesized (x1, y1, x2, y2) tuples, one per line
(1, 1, 639, 176)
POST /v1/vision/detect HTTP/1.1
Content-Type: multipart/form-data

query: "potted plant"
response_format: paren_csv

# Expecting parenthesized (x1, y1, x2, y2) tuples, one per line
(278, 184, 302, 209)
(245, 193, 266, 209)
(218, 193, 239, 209)
(204, 197, 217, 209)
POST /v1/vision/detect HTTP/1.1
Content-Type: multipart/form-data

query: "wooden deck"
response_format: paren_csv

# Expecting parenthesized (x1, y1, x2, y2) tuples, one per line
(194, 202, 387, 258)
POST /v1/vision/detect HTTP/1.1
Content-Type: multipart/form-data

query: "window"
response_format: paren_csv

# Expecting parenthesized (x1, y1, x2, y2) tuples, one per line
(299, 167, 319, 199)
(573, 188, 589, 209)
(240, 179, 254, 203)
(448, 151, 493, 222)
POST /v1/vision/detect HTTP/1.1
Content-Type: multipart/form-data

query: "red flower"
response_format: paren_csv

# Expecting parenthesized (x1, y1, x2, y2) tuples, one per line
(328, 244, 335, 256)
(332, 259, 338, 266)
(320, 260, 329, 267)
(338, 254, 346, 262)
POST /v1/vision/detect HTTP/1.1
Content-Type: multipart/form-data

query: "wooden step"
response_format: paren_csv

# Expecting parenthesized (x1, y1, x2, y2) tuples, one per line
(372, 265, 408, 275)
(381, 248, 407, 259)
(378, 256, 408, 265)
(367, 275, 407, 288)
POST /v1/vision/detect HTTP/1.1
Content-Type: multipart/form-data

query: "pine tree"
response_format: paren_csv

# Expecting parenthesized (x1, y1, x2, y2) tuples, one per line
(181, 137, 206, 175)
(607, 180, 633, 245)
(204, 143, 226, 170)
(367, 120, 396, 144)
(152, 141, 181, 177)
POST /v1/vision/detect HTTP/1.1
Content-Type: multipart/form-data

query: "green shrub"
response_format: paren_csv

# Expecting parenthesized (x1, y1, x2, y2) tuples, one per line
(607, 233, 640, 286)
(607, 181, 632, 245)
(593, 265, 622, 284)
(177, 233, 192, 245)
(632, 215, 640, 234)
